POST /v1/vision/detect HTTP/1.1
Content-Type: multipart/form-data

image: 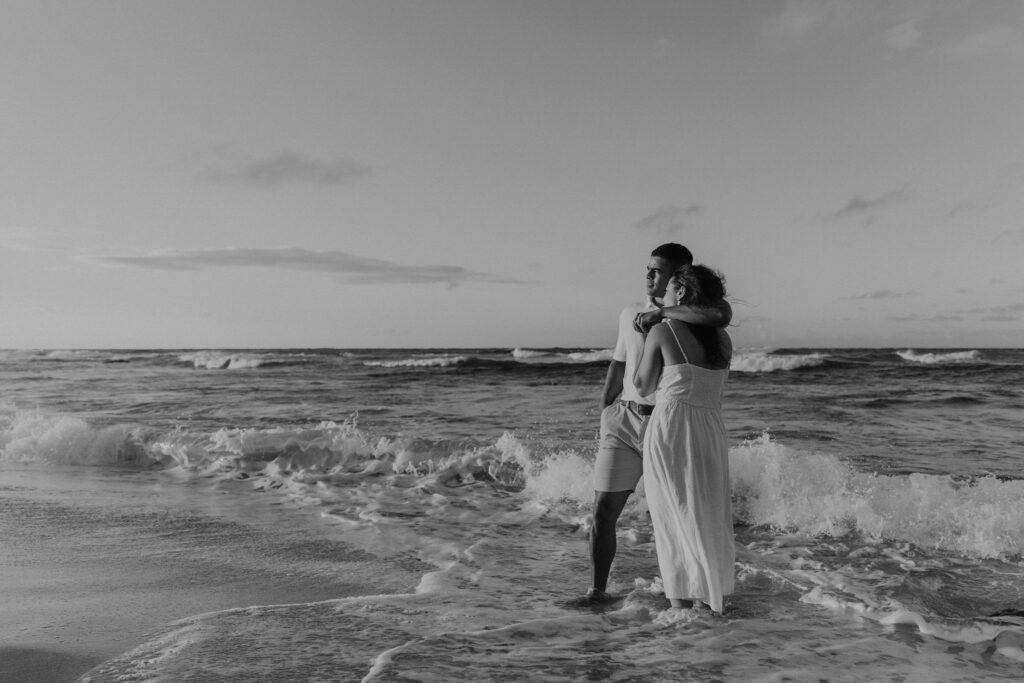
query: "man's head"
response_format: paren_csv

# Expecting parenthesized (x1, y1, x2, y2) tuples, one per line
(646, 243, 693, 298)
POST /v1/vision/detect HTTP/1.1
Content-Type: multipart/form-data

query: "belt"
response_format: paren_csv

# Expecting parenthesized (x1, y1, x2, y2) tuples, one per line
(620, 400, 654, 416)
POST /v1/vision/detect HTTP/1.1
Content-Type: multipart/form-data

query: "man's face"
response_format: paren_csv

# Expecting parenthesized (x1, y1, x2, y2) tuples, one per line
(645, 256, 676, 299)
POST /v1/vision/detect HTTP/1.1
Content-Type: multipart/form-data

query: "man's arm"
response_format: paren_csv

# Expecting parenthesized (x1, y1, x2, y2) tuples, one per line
(601, 360, 626, 409)
(634, 300, 731, 333)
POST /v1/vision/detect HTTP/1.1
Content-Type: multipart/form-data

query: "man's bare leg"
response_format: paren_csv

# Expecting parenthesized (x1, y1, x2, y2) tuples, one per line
(589, 489, 632, 597)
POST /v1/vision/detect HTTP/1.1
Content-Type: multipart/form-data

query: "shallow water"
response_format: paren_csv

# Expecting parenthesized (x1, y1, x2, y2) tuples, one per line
(1, 347, 1022, 681)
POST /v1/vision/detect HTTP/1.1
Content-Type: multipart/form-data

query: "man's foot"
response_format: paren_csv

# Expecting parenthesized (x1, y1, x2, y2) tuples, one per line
(563, 588, 621, 609)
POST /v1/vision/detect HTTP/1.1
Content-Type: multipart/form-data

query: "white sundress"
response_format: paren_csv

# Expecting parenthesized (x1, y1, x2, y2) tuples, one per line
(642, 323, 734, 612)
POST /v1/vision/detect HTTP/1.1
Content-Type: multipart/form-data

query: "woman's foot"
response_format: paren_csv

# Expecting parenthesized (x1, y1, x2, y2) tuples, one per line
(670, 598, 713, 611)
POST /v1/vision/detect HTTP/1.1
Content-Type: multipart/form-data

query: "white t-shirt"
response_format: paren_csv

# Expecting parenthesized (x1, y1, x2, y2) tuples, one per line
(612, 299, 658, 405)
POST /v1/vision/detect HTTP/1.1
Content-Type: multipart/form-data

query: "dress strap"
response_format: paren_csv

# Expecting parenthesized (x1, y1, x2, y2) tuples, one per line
(664, 321, 690, 365)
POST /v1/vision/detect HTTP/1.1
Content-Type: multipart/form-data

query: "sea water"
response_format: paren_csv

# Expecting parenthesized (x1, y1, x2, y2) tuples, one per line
(1, 347, 1023, 681)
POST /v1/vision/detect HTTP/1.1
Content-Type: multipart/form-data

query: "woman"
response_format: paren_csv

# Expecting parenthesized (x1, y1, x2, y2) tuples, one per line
(633, 265, 734, 613)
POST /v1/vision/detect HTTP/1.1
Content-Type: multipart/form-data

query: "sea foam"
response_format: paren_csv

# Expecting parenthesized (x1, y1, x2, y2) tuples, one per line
(567, 349, 614, 363)
(179, 351, 269, 369)
(364, 355, 468, 368)
(730, 433, 1024, 558)
(897, 349, 981, 364)
(730, 351, 826, 372)
(0, 407, 155, 466)
(511, 348, 548, 359)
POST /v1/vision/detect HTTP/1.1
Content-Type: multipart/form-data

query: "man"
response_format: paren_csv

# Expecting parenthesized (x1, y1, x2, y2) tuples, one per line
(583, 243, 731, 603)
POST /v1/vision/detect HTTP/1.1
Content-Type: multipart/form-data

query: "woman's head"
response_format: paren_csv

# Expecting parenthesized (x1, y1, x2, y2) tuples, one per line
(664, 265, 726, 307)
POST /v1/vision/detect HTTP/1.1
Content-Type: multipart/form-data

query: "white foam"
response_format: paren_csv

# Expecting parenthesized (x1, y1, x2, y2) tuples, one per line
(730, 433, 1024, 558)
(897, 349, 981, 364)
(730, 351, 826, 372)
(364, 355, 468, 368)
(511, 348, 547, 359)
(179, 351, 267, 369)
(0, 407, 155, 466)
(567, 349, 614, 363)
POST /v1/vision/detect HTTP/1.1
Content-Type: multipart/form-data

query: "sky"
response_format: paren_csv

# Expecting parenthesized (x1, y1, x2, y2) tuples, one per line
(2, 0, 1023, 349)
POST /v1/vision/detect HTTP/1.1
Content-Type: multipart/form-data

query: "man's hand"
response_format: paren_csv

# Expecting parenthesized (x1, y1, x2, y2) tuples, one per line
(633, 309, 662, 333)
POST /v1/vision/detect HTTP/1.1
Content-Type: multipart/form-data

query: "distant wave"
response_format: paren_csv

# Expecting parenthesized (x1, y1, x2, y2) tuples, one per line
(567, 349, 614, 363)
(364, 355, 469, 369)
(511, 348, 548, 360)
(730, 351, 826, 372)
(179, 351, 276, 370)
(36, 350, 105, 362)
(897, 349, 981, 364)
(104, 352, 163, 364)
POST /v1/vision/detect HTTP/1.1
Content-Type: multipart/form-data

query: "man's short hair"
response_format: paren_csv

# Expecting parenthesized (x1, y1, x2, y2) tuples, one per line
(651, 243, 693, 268)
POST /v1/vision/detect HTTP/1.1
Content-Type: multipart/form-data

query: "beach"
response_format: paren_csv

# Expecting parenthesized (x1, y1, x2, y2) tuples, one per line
(1, 347, 1023, 681)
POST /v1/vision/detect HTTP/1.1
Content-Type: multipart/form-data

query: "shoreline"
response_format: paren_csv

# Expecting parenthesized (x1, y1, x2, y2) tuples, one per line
(0, 465, 407, 683)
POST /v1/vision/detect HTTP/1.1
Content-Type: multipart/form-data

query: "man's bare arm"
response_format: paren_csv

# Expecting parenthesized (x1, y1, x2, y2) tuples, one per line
(634, 300, 731, 333)
(601, 360, 626, 409)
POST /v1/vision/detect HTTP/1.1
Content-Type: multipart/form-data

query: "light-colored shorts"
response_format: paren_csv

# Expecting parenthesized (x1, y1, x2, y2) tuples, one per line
(592, 402, 649, 493)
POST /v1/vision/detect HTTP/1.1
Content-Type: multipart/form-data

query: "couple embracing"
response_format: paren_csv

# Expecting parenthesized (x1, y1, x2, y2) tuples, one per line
(584, 243, 734, 614)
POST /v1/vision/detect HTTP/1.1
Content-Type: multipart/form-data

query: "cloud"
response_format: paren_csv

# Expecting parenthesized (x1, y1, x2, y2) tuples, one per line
(953, 302, 1024, 321)
(985, 302, 1024, 316)
(765, 1, 1023, 59)
(948, 199, 989, 217)
(763, 0, 844, 40)
(93, 247, 519, 286)
(634, 205, 705, 234)
(992, 231, 1024, 248)
(946, 26, 1024, 58)
(843, 289, 919, 300)
(825, 186, 912, 221)
(885, 314, 964, 322)
(883, 20, 923, 50)
(201, 151, 371, 188)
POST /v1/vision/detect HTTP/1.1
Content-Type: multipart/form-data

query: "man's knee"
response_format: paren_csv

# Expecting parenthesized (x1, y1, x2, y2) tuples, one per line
(593, 491, 631, 526)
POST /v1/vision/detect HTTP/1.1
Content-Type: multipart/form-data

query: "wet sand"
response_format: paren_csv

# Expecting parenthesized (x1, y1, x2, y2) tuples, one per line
(0, 465, 375, 682)
(0, 647, 105, 683)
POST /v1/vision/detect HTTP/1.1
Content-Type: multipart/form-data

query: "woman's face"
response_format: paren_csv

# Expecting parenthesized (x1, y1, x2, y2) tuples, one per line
(664, 280, 683, 307)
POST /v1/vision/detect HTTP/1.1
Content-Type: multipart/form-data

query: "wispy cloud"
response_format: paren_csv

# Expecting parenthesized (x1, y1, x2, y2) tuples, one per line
(885, 314, 964, 322)
(201, 151, 371, 188)
(945, 26, 1024, 59)
(825, 186, 912, 222)
(634, 205, 705, 234)
(92, 247, 518, 286)
(882, 19, 923, 51)
(993, 231, 1024, 248)
(952, 302, 1024, 321)
(948, 199, 989, 218)
(980, 302, 1024, 320)
(763, 0, 846, 40)
(0, 226, 97, 253)
(765, 1, 1024, 58)
(843, 289, 919, 301)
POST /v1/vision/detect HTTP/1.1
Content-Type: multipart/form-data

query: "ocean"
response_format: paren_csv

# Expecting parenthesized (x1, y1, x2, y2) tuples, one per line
(1, 346, 1023, 682)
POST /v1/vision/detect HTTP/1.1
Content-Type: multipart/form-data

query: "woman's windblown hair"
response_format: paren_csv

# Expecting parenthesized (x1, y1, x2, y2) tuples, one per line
(670, 265, 729, 368)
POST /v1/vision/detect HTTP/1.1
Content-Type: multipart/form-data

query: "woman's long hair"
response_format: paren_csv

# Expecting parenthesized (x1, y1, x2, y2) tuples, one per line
(670, 265, 728, 368)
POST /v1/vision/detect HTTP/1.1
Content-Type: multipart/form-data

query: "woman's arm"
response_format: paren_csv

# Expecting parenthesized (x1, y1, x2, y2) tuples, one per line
(633, 326, 666, 397)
